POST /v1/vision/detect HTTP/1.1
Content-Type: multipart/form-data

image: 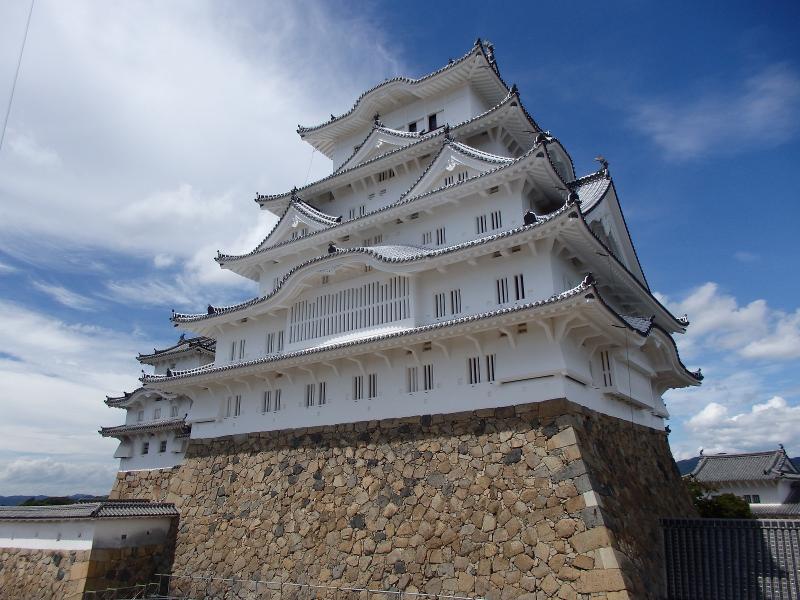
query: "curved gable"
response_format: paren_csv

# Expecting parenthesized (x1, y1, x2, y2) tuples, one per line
(251, 200, 339, 254)
(404, 141, 514, 199)
(337, 127, 422, 172)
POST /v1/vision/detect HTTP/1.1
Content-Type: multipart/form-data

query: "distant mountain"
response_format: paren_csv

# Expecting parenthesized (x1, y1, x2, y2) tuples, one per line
(676, 456, 800, 476)
(0, 494, 100, 507)
(676, 457, 701, 475)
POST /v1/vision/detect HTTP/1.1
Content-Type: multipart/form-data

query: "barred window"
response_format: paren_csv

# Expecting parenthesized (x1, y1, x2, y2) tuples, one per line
(423, 364, 434, 391)
(318, 382, 327, 405)
(368, 373, 378, 399)
(434, 292, 446, 318)
(513, 273, 525, 300)
(450, 289, 462, 314)
(353, 375, 364, 400)
(496, 277, 509, 304)
(467, 356, 481, 384)
(476, 214, 488, 234)
(485, 354, 496, 383)
(305, 383, 315, 408)
(406, 366, 419, 393)
(600, 350, 613, 387)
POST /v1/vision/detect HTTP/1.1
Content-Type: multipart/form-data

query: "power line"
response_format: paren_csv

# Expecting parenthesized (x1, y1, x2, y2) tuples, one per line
(0, 0, 35, 154)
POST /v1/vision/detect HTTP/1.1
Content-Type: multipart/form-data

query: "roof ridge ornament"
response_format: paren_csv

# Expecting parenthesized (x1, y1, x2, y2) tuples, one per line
(291, 186, 299, 203)
(443, 123, 452, 142)
(484, 41, 495, 64)
(594, 155, 609, 177)
(373, 113, 383, 128)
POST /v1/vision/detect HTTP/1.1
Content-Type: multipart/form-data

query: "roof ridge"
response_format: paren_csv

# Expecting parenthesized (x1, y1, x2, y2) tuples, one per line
(149, 275, 595, 384)
(220, 140, 546, 263)
(297, 41, 501, 135)
(188, 201, 572, 323)
(256, 88, 527, 204)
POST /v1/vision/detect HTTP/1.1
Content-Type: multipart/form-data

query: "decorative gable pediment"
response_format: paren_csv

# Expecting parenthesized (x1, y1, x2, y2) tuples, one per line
(337, 127, 421, 172)
(404, 141, 514, 199)
(253, 200, 339, 253)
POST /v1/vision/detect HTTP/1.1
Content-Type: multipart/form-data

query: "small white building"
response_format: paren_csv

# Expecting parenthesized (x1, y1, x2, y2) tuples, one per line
(100, 336, 214, 471)
(689, 448, 800, 518)
(0, 501, 177, 552)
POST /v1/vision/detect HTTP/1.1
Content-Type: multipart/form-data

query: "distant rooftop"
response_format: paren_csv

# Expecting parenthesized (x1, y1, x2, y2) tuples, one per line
(690, 448, 799, 483)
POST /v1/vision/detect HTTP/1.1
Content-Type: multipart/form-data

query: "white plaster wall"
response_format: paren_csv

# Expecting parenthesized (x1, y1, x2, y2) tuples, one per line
(0, 517, 174, 551)
(124, 395, 190, 426)
(189, 320, 665, 443)
(0, 520, 95, 551)
(118, 431, 186, 472)
(255, 185, 526, 298)
(93, 517, 173, 549)
(152, 352, 213, 375)
(713, 482, 784, 504)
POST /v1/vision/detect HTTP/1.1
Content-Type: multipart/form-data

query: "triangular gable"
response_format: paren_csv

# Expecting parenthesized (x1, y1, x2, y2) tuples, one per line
(337, 127, 421, 173)
(404, 141, 514, 199)
(253, 200, 338, 253)
(579, 176, 648, 286)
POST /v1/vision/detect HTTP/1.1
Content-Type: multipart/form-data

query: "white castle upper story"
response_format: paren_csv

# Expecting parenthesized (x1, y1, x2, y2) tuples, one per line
(102, 40, 701, 471)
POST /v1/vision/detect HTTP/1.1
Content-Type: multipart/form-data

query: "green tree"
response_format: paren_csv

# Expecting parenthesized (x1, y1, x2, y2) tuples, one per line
(684, 478, 753, 519)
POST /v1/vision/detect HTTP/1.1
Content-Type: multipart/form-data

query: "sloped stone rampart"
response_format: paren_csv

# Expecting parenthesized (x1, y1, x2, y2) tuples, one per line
(111, 400, 695, 599)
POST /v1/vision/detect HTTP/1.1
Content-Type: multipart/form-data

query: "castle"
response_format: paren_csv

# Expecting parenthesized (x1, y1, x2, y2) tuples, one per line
(2, 40, 702, 599)
(105, 40, 700, 461)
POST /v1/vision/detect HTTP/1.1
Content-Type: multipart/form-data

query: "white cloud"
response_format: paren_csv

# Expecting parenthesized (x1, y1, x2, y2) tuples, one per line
(630, 63, 800, 159)
(0, 261, 17, 275)
(0, 1, 402, 298)
(686, 396, 800, 453)
(658, 282, 800, 361)
(31, 280, 96, 311)
(733, 251, 758, 263)
(153, 254, 175, 268)
(0, 1, 403, 495)
(0, 458, 117, 497)
(0, 300, 149, 494)
(6, 129, 62, 168)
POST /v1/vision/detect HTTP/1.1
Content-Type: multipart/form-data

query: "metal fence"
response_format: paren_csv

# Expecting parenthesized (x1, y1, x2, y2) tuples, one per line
(663, 518, 800, 600)
(79, 574, 485, 600)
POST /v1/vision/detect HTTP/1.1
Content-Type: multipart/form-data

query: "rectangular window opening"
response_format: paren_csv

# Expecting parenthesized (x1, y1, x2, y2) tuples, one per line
(423, 364, 434, 391)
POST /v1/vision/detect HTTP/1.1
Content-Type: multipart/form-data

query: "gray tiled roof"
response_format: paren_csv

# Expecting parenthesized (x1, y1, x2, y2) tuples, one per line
(99, 417, 188, 437)
(621, 315, 654, 334)
(181, 200, 572, 324)
(0, 501, 178, 521)
(691, 449, 799, 482)
(137, 335, 215, 362)
(148, 276, 594, 383)
(750, 503, 800, 517)
(568, 171, 611, 212)
(297, 40, 506, 134)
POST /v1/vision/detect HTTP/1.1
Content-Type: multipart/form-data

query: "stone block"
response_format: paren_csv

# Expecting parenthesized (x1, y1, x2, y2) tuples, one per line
(569, 526, 613, 553)
(577, 568, 626, 593)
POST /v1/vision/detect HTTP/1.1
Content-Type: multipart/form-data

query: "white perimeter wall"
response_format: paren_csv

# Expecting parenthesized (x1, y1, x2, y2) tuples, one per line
(0, 517, 173, 551)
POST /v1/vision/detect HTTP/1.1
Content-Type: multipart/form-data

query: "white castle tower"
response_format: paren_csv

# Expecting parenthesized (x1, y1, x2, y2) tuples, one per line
(106, 40, 700, 471)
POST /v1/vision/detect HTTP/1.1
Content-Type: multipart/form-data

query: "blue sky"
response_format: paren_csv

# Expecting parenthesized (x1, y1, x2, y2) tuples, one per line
(0, 1, 798, 495)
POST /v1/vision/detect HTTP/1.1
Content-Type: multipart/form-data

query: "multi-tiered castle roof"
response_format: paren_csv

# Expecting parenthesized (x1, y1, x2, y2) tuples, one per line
(103, 40, 700, 470)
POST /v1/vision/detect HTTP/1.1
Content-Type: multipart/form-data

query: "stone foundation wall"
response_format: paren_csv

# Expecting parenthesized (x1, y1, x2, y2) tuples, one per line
(0, 548, 90, 600)
(111, 400, 695, 599)
(85, 540, 175, 593)
(0, 535, 174, 599)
